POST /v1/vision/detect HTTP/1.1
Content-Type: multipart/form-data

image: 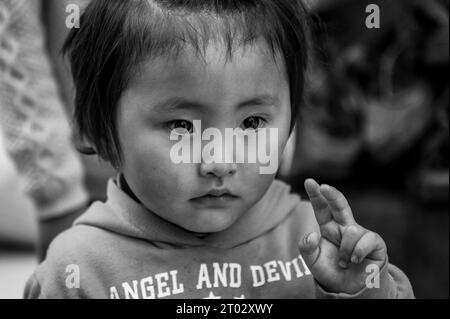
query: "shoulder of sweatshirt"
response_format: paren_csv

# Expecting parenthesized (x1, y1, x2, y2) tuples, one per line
(24, 222, 115, 298)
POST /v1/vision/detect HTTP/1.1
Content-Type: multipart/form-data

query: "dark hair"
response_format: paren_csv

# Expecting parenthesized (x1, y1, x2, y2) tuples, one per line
(63, 0, 311, 166)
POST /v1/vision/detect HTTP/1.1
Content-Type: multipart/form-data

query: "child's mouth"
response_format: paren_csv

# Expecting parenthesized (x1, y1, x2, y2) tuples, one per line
(190, 190, 238, 207)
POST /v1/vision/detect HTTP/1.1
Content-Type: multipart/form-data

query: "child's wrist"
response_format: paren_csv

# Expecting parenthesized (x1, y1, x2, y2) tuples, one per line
(314, 257, 396, 299)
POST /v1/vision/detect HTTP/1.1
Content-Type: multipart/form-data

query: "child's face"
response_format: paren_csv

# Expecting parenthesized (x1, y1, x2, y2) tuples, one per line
(116, 41, 292, 233)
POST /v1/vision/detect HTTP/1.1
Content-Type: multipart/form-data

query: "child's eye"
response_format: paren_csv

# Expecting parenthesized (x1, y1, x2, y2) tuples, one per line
(167, 120, 194, 135)
(241, 116, 267, 131)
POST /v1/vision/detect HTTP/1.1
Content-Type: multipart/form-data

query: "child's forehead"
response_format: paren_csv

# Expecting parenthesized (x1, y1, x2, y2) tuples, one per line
(129, 40, 287, 91)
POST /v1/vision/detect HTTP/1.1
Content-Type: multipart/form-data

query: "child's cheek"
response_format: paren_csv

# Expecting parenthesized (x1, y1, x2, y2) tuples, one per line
(151, 153, 200, 196)
(131, 159, 191, 208)
(240, 162, 276, 195)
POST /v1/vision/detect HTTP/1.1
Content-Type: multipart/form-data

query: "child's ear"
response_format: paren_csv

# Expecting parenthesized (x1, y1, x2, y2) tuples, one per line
(74, 136, 97, 157)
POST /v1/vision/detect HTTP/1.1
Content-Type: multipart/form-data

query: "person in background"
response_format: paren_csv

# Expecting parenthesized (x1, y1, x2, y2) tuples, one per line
(0, 0, 94, 260)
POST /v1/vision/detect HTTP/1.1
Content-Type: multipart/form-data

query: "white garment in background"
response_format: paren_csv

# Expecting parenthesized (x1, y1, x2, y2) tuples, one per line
(0, 130, 37, 245)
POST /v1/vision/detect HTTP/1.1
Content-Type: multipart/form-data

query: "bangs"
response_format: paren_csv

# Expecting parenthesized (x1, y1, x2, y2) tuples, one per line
(123, 0, 308, 65)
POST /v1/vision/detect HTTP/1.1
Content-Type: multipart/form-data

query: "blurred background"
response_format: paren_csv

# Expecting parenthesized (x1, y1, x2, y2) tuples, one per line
(0, 0, 448, 298)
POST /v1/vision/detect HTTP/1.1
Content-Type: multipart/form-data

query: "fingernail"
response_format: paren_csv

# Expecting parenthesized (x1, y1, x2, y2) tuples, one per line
(304, 233, 310, 245)
(351, 256, 359, 264)
(338, 260, 348, 268)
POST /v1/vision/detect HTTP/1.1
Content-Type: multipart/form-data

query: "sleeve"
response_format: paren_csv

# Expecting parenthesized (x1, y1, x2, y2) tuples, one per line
(0, 0, 88, 220)
(23, 266, 72, 299)
(315, 257, 415, 299)
(23, 273, 46, 299)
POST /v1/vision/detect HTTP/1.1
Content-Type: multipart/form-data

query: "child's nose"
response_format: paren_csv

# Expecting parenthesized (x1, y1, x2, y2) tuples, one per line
(199, 161, 237, 178)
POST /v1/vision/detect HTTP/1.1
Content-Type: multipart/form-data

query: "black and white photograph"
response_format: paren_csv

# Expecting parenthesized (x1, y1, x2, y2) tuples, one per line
(0, 0, 448, 303)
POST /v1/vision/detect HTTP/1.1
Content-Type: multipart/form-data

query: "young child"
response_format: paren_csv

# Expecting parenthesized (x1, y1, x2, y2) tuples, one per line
(24, 0, 414, 299)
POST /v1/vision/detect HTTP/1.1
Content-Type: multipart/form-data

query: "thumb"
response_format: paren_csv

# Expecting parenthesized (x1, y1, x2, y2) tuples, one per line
(298, 232, 321, 269)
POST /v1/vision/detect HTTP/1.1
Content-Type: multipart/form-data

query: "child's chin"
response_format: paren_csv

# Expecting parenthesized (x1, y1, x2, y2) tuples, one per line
(185, 211, 239, 234)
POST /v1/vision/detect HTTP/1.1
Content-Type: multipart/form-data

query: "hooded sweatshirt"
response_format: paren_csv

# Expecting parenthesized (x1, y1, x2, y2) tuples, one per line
(24, 178, 414, 299)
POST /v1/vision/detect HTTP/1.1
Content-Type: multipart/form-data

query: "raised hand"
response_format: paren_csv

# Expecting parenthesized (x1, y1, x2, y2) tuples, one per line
(299, 179, 387, 294)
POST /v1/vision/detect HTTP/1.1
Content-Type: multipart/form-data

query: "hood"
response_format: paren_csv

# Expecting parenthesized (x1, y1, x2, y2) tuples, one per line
(75, 178, 301, 249)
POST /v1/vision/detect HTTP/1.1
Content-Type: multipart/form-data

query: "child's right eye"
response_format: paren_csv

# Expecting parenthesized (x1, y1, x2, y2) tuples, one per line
(167, 120, 194, 135)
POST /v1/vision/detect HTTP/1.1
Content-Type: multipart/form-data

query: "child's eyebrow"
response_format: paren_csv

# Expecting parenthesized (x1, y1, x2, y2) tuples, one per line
(152, 98, 204, 114)
(237, 95, 281, 109)
(153, 95, 280, 113)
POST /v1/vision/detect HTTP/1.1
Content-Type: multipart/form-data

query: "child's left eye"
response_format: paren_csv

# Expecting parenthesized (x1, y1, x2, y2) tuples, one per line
(167, 120, 194, 135)
(241, 116, 266, 131)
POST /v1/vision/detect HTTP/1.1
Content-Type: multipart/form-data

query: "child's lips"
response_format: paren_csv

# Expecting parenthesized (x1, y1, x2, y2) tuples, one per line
(190, 190, 238, 207)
